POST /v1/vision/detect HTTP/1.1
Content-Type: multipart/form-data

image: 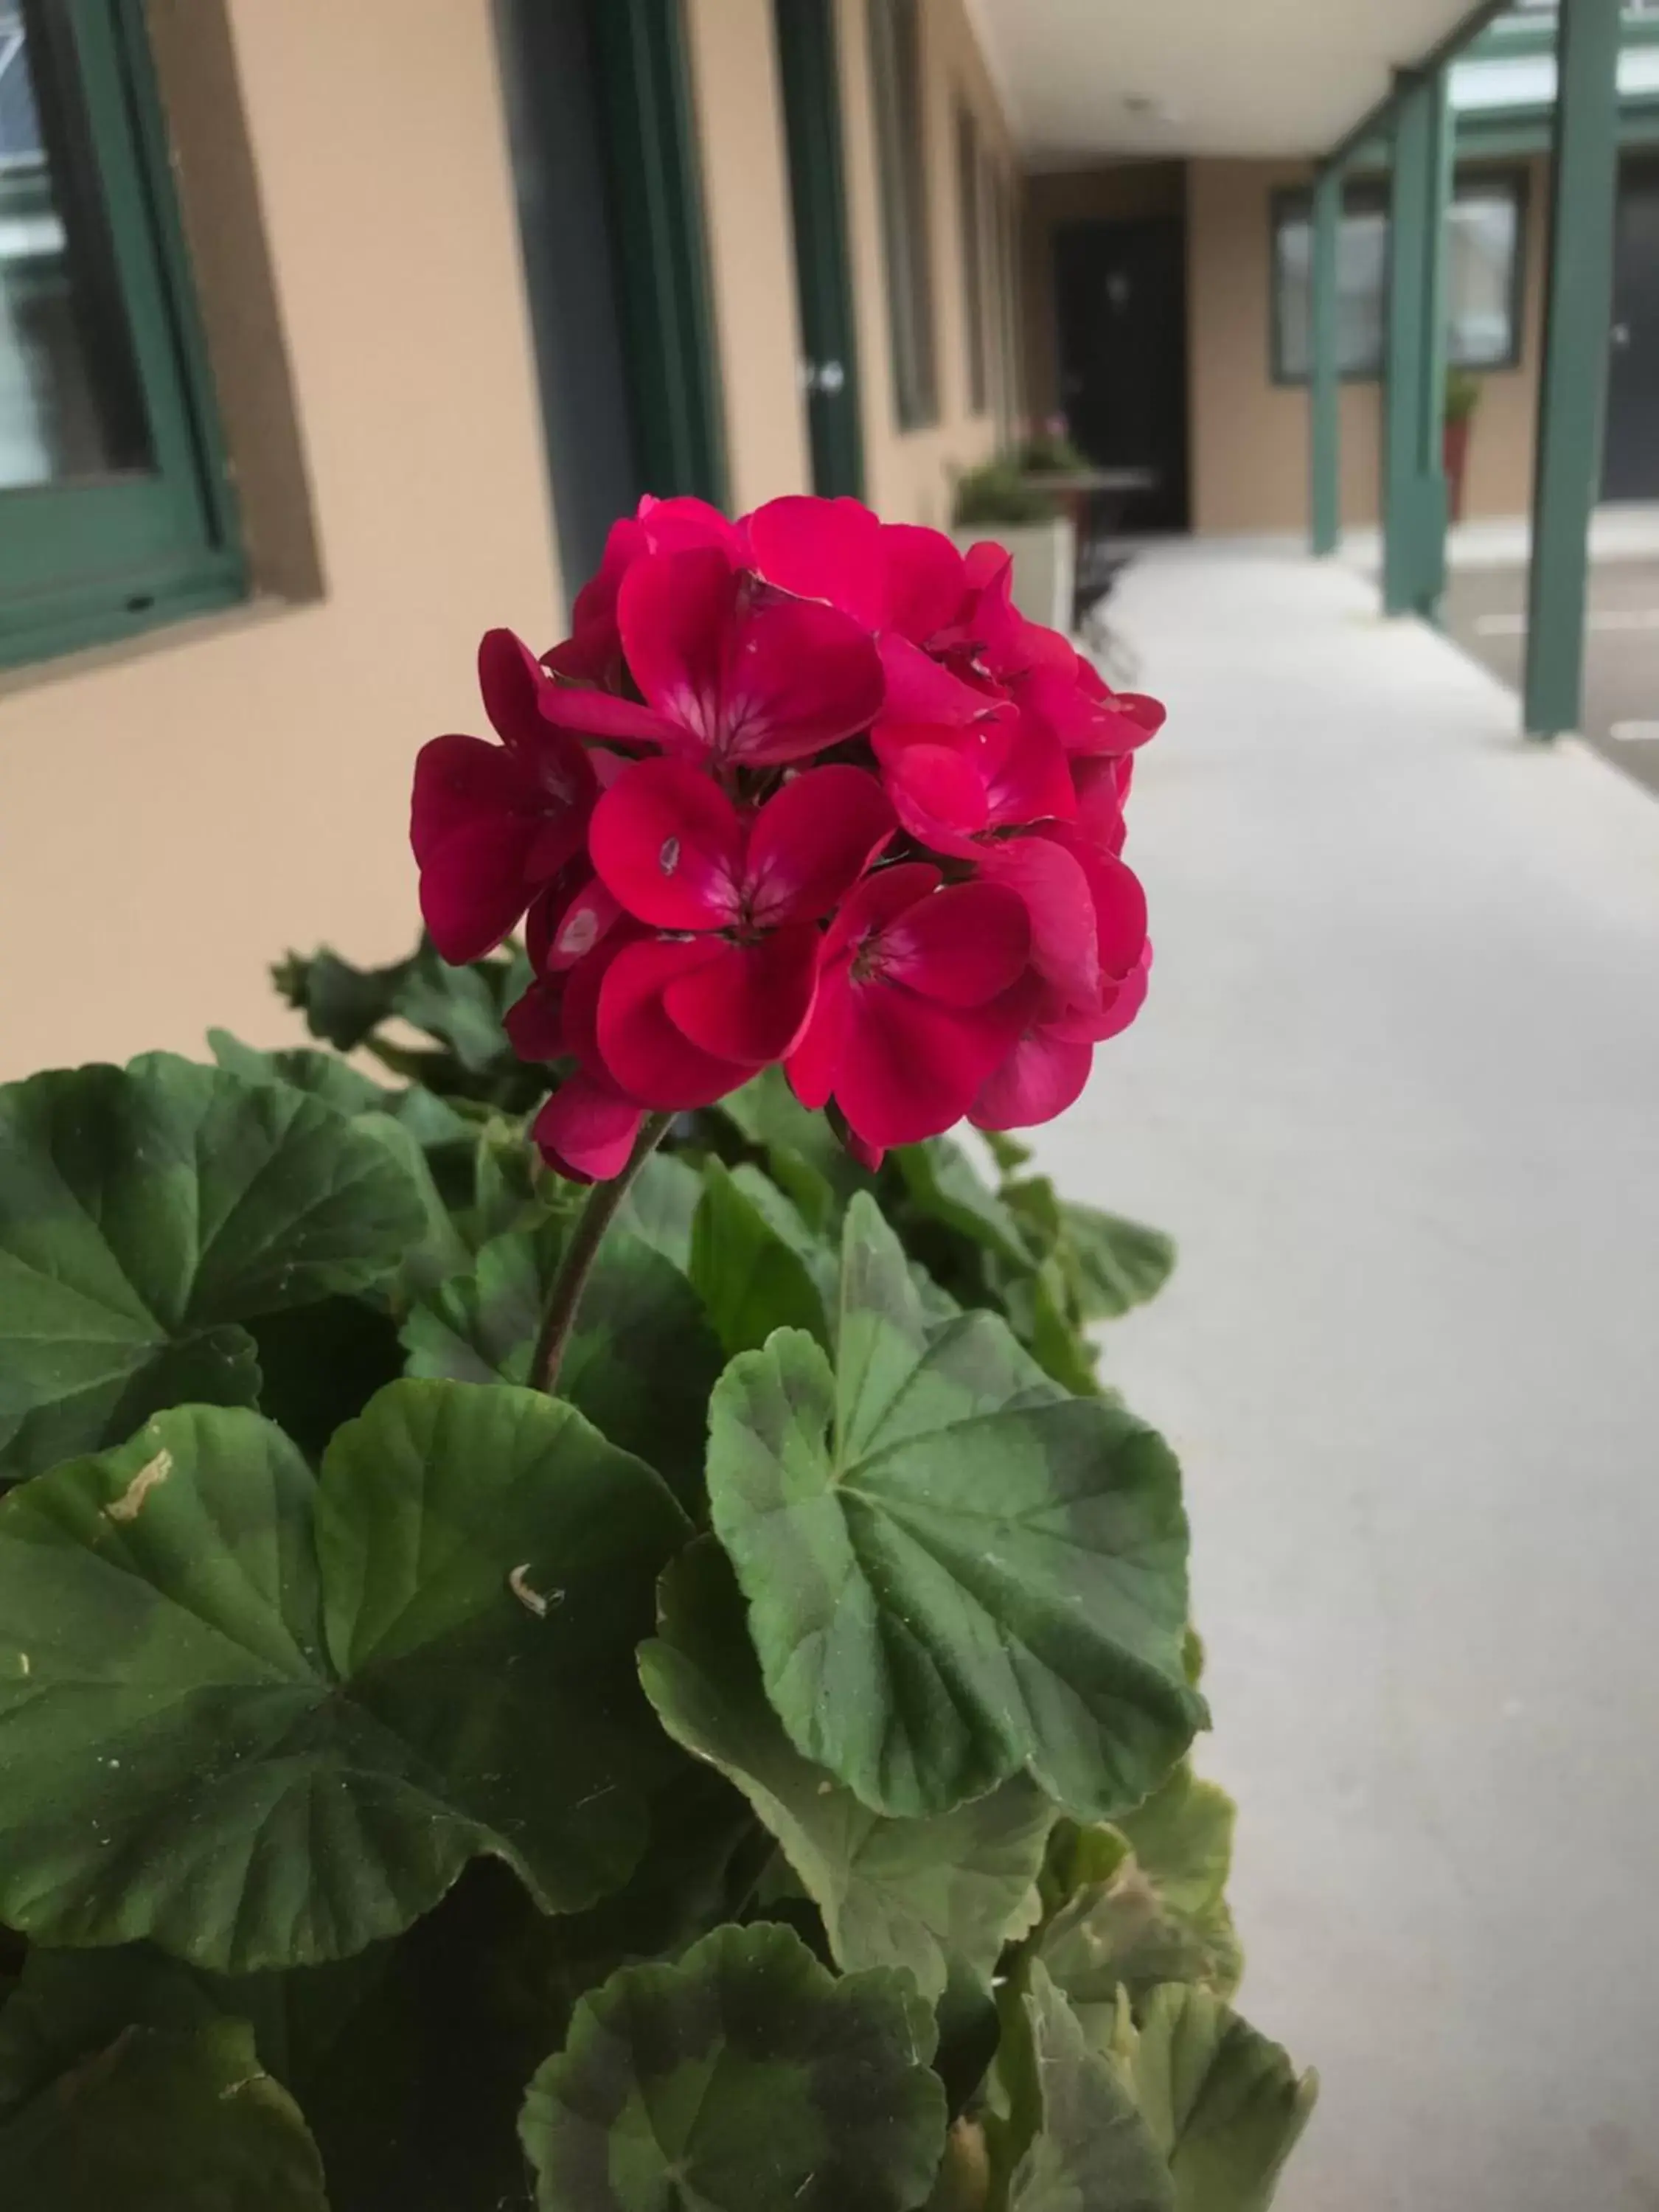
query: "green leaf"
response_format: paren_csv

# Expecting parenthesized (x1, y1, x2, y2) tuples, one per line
(0, 2014, 329, 2209)
(208, 1028, 390, 1115)
(519, 1920, 947, 2212)
(402, 1221, 721, 1510)
(0, 1057, 428, 1482)
(1001, 1261, 1105, 1397)
(1001, 1966, 1174, 2212)
(613, 1151, 701, 1273)
(690, 1159, 830, 1357)
(1062, 1207, 1177, 1321)
(707, 1194, 1204, 1821)
(0, 1382, 689, 1971)
(248, 1298, 408, 1462)
(719, 1066, 866, 1228)
(1108, 1985, 1316, 2212)
(641, 1540, 1051, 2000)
(393, 945, 526, 1075)
(894, 1138, 1035, 1269)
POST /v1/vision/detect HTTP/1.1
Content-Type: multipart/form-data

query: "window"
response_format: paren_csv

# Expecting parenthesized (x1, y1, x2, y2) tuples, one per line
(955, 105, 987, 414)
(1271, 170, 1529, 385)
(1, 0, 241, 669)
(866, 0, 936, 429)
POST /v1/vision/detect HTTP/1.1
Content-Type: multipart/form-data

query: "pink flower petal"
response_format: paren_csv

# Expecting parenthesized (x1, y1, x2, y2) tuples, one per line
(746, 495, 886, 629)
(635, 493, 747, 559)
(538, 684, 681, 747)
(540, 876, 624, 971)
(589, 756, 744, 930)
(616, 546, 738, 737)
(879, 633, 993, 726)
(823, 860, 943, 959)
(880, 879, 1032, 1007)
(786, 955, 854, 1110)
(720, 581, 886, 765)
(972, 1029, 1095, 1131)
(597, 936, 752, 1109)
(881, 524, 967, 643)
(984, 719, 1077, 830)
(663, 924, 822, 1065)
(533, 1074, 646, 1184)
(977, 837, 1099, 1007)
(744, 765, 897, 926)
(871, 728, 988, 858)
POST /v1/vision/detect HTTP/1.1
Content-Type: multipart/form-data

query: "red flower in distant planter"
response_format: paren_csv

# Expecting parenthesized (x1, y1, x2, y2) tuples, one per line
(787, 864, 1032, 1154)
(411, 629, 598, 963)
(411, 491, 1169, 1178)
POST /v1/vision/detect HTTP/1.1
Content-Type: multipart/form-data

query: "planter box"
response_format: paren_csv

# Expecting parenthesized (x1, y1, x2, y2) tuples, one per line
(952, 515, 1076, 634)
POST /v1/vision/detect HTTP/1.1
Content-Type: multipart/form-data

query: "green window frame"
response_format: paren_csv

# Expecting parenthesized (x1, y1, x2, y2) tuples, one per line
(866, 0, 938, 431)
(1270, 164, 1531, 387)
(956, 102, 987, 414)
(1, 0, 243, 672)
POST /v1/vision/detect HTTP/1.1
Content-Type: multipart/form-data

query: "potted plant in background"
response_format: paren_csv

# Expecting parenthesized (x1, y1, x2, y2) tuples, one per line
(951, 456, 1077, 633)
(1444, 366, 1483, 524)
(0, 493, 1314, 2210)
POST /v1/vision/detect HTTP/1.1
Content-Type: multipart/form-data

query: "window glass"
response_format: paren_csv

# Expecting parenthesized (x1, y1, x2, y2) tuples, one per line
(1273, 173, 1526, 383)
(0, 0, 151, 490)
(866, 0, 937, 429)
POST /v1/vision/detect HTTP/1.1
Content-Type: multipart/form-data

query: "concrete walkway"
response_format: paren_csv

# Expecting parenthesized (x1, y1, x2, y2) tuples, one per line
(1034, 548, 1659, 2212)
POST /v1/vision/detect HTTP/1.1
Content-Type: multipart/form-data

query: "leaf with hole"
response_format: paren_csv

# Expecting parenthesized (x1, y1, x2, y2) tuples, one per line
(0, 1382, 689, 1971)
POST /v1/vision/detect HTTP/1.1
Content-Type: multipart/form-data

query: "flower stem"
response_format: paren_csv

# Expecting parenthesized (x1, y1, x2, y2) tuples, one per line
(531, 1112, 675, 1396)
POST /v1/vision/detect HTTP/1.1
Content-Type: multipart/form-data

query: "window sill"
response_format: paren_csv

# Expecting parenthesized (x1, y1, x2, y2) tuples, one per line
(0, 587, 313, 701)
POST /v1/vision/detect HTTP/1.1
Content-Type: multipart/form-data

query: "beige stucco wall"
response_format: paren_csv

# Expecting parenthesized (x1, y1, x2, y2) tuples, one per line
(0, 0, 561, 1081)
(686, 0, 813, 512)
(837, 0, 1015, 527)
(1186, 154, 1548, 536)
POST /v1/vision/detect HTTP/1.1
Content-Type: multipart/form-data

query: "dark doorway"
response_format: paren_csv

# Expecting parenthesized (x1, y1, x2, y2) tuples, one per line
(1052, 215, 1189, 532)
(493, 0, 727, 592)
(774, 0, 864, 498)
(1604, 157, 1659, 504)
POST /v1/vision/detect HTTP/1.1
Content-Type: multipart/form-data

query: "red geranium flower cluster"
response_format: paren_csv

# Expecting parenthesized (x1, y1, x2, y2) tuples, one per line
(411, 495, 1163, 1180)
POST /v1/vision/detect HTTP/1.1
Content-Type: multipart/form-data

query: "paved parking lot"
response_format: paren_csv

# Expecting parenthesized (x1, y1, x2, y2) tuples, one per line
(1443, 559, 1659, 798)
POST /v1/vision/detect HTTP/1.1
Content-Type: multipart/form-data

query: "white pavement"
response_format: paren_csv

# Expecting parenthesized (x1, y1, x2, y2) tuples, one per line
(1037, 547, 1659, 2211)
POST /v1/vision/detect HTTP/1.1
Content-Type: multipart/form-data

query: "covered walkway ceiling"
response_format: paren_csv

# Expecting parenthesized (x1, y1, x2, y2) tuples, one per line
(969, 0, 1500, 165)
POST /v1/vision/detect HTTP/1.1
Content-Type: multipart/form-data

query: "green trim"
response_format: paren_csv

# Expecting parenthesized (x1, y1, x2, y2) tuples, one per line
(1322, 0, 1515, 174)
(589, 0, 728, 507)
(1525, 0, 1624, 737)
(1457, 94, 1659, 153)
(1382, 69, 1453, 619)
(774, 0, 866, 499)
(1309, 169, 1343, 556)
(0, 0, 244, 671)
(1471, 12, 1659, 58)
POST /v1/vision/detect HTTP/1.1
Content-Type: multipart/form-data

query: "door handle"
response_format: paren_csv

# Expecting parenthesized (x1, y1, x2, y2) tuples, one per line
(1611, 323, 1632, 349)
(799, 361, 848, 395)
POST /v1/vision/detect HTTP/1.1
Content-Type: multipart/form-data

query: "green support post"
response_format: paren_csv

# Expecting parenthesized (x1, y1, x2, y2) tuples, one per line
(1525, 0, 1623, 737)
(1381, 68, 1453, 618)
(1310, 167, 1343, 557)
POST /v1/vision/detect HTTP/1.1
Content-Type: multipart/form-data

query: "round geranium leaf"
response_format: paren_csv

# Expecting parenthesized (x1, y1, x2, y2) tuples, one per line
(0, 1056, 429, 1481)
(706, 1193, 1205, 1821)
(0, 2015, 327, 2211)
(518, 1920, 947, 2212)
(641, 1539, 1051, 2000)
(1000, 1966, 1174, 2212)
(0, 1382, 689, 1971)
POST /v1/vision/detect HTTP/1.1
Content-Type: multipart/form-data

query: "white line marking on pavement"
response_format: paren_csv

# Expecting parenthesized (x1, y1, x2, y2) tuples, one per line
(1610, 720, 1659, 742)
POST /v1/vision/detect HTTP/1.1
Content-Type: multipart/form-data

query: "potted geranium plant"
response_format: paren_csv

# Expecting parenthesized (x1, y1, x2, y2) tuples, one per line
(0, 493, 1313, 2210)
(1444, 366, 1483, 524)
(950, 459, 1077, 634)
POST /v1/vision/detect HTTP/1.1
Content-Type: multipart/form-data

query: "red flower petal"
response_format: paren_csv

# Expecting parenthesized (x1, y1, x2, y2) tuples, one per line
(504, 978, 567, 1063)
(596, 936, 753, 1109)
(635, 493, 747, 559)
(881, 524, 967, 643)
(663, 924, 822, 1065)
(880, 879, 1031, 1007)
(872, 726, 988, 857)
(590, 757, 744, 930)
(540, 876, 624, 972)
(533, 1075, 646, 1184)
(720, 582, 886, 765)
(977, 837, 1100, 1007)
(618, 547, 737, 740)
(478, 628, 549, 748)
(411, 733, 533, 869)
(834, 985, 1016, 1149)
(984, 718, 1078, 830)
(786, 954, 854, 1111)
(417, 810, 539, 964)
(824, 861, 944, 959)
(746, 495, 886, 628)
(972, 1029, 1095, 1131)
(744, 765, 897, 926)
(878, 633, 993, 726)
